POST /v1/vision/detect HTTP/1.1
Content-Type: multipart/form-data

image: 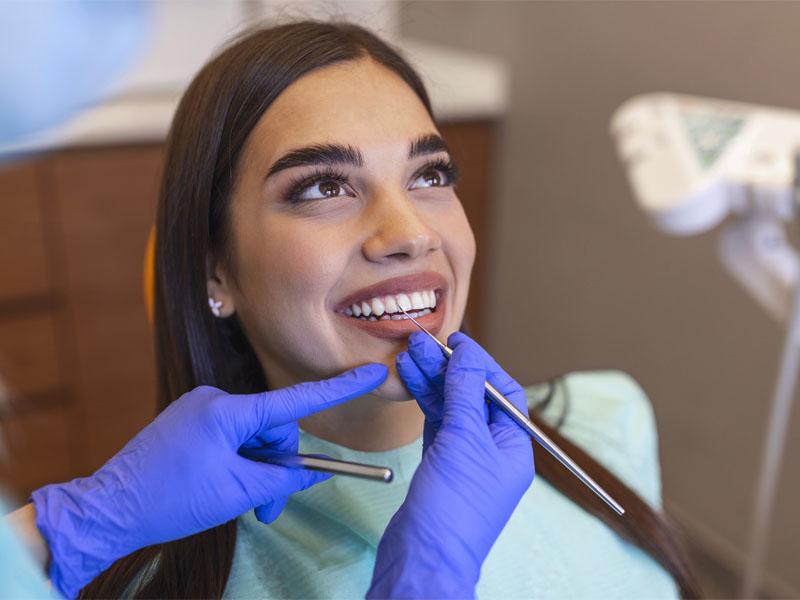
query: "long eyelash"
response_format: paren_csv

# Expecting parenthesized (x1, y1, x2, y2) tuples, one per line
(283, 158, 460, 204)
(284, 167, 350, 204)
(418, 157, 460, 187)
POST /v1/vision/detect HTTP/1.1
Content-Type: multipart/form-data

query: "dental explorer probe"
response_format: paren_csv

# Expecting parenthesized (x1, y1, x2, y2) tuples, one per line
(399, 307, 625, 516)
(240, 448, 394, 483)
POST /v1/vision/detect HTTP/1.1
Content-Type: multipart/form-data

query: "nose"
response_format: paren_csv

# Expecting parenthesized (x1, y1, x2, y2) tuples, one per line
(361, 189, 442, 263)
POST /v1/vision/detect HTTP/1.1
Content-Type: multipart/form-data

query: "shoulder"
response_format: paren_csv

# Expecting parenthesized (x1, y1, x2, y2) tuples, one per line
(524, 370, 663, 510)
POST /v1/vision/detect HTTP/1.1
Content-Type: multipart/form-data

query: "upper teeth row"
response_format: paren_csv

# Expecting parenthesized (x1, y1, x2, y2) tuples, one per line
(344, 290, 437, 318)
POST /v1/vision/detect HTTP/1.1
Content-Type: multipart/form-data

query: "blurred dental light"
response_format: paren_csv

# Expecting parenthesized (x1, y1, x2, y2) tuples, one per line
(0, 0, 152, 147)
(611, 92, 800, 599)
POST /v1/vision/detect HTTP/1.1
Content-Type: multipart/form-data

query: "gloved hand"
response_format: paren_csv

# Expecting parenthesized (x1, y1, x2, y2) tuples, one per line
(31, 363, 387, 599)
(368, 332, 534, 599)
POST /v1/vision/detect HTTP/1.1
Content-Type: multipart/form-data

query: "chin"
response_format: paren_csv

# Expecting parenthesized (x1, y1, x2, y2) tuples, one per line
(369, 360, 415, 402)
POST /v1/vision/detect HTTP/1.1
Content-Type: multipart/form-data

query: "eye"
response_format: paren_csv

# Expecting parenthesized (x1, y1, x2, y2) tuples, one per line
(286, 170, 356, 204)
(413, 169, 443, 188)
(409, 159, 459, 191)
(299, 180, 347, 201)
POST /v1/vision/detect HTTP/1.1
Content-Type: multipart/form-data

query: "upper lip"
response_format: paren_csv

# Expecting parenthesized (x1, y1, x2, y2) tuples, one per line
(334, 271, 448, 313)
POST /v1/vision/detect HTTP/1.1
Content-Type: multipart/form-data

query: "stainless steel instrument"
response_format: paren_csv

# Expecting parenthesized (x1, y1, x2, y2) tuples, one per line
(241, 449, 393, 483)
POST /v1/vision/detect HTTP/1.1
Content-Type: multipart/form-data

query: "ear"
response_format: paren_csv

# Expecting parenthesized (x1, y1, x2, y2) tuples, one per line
(206, 253, 237, 318)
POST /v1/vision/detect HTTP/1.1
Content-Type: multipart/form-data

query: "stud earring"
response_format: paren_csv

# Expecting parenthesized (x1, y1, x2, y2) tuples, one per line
(208, 297, 223, 317)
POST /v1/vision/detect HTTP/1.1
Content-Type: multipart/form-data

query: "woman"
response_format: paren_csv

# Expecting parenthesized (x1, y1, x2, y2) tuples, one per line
(82, 20, 699, 598)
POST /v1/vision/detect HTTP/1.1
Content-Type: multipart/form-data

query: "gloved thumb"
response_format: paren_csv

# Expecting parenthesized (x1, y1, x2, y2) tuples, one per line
(442, 336, 490, 431)
(396, 350, 442, 423)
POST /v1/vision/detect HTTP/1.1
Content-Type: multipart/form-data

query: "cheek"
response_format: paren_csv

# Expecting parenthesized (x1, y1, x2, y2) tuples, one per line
(447, 206, 477, 276)
(462, 220, 478, 268)
(240, 217, 341, 302)
(443, 207, 477, 328)
(231, 219, 348, 360)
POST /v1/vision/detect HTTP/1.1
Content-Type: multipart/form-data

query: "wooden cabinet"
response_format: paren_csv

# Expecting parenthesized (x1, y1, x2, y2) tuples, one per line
(3, 407, 72, 496)
(0, 121, 495, 500)
(442, 121, 496, 339)
(0, 314, 62, 402)
(0, 147, 162, 499)
(47, 148, 161, 471)
(0, 163, 52, 303)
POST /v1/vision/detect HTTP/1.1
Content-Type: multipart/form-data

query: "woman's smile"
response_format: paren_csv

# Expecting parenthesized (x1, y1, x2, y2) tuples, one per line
(333, 271, 448, 340)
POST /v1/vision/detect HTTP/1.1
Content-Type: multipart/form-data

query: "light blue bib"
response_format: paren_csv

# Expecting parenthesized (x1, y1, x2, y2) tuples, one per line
(225, 371, 679, 599)
(0, 498, 57, 599)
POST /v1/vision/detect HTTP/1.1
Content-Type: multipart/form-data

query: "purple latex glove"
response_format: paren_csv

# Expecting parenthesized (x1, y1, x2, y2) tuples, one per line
(368, 332, 534, 599)
(31, 363, 387, 599)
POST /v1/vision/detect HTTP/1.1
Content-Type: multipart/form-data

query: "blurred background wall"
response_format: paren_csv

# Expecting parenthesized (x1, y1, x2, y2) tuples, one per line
(398, 1, 800, 596)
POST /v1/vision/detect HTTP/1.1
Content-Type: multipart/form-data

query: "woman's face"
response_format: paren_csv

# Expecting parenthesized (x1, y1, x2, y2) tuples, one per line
(211, 58, 476, 400)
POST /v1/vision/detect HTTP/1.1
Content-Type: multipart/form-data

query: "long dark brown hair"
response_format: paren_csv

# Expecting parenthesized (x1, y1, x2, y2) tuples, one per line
(80, 20, 700, 599)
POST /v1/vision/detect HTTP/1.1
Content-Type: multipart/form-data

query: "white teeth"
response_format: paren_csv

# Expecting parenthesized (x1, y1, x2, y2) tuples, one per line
(410, 291, 424, 310)
(371, 297, 385, 317)
(343, 289, 439, 318)
(396, 293, 412, 311)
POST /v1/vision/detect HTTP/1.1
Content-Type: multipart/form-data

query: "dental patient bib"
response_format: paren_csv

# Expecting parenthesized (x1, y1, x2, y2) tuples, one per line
(224, 371, 679, 599)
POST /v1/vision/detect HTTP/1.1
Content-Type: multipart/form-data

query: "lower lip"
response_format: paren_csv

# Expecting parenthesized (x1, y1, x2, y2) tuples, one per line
(338, 294, 446, 340)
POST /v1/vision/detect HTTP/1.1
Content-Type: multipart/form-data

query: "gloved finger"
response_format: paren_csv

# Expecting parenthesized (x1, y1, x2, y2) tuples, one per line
(234, 458, 333, 511)
(442, 336, 490, 431)
(405, 331, 448, 392)
(446, 332, 528, 429)
(239, 422, 299, 456)
(396, 350, 442, 423)
(404, 331, 452, 414)
(254, 448, 340, 525)
(486, 396, 530, 447)
(405, 332, 490, 445)
(254, 498, 286, 524)
(396, 351, 443, 452)
(224, 363, 388, 444)
(488, 416, 535, 455)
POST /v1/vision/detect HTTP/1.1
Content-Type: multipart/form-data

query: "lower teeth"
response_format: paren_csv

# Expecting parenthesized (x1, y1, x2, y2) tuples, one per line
(355, 308, 432, 321)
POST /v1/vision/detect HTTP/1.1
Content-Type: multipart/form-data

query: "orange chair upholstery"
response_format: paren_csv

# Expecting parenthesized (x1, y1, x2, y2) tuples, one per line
(143, 227, 156, 324)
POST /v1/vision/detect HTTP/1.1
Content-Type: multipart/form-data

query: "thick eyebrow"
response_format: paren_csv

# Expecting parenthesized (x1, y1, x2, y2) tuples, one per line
(264, 134, 450, 181)
(409, 134, 450, 159)
(266, 143, 364, 179)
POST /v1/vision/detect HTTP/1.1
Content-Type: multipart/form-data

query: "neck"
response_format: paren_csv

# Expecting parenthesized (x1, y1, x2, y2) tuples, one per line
(299, 392, 424, 451)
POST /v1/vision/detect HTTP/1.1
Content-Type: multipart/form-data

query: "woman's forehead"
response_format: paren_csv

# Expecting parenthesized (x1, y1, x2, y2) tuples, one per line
(246, 58, 436, 166)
